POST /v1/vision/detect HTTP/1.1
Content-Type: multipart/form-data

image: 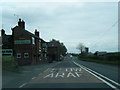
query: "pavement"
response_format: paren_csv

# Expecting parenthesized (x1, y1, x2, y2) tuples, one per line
(2, 55, 120, 89)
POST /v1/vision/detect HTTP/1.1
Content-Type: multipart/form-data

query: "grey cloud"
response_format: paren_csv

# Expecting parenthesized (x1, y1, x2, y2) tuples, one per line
(1, 2, 118, 53)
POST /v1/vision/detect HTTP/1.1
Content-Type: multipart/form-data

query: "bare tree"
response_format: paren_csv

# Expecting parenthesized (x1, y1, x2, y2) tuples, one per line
(76, 43, 85, 54)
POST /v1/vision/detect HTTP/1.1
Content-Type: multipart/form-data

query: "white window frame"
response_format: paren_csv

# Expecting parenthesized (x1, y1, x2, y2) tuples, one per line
(32, 37, 35, 44)
(24, 53, 29, 58)
(17, 53, 21, 58)
(45, 54, 46, 58)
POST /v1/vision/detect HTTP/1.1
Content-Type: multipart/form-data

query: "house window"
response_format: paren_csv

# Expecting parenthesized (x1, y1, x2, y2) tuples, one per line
(17, 53, 21, 58)
(14, 40, 30, 44)
(32, 37, 35, 44)
(24, 53, 29, 58)
(44, 54, 47, 58)
(39, 40, 41, 42)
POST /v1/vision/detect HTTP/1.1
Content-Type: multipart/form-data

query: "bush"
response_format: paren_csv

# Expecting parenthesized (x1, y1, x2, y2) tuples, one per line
(2, 56, 18, 72)
(78, 53, 120, 65)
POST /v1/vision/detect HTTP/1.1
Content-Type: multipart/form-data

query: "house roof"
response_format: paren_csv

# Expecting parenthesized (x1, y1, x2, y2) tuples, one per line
(12, 26, 40, 39)
(47, 41, 60, 47)
(2, 35, 12, 43)
(25, 29, 39, 39)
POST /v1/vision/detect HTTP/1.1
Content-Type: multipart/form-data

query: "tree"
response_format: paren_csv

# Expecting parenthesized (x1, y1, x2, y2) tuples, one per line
(76, 43, 85, 54)
(59, 42, 67, 56)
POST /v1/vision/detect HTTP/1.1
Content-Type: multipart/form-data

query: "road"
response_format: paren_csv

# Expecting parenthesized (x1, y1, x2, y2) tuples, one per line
(2, 55, 120, 89)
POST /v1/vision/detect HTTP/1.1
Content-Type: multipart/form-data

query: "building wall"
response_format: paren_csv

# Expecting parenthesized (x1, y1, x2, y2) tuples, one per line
(2, 18, 62, 65)
(12, 26, 41, 65)
(47, 46, 60, 62)
(41, 40, 47, 62)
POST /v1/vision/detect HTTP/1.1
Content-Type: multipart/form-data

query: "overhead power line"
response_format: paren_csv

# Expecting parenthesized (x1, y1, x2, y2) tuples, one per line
(91, 19, 119, 52)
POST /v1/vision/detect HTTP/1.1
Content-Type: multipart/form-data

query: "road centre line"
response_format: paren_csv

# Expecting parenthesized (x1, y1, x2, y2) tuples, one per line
(73, 61, 119, 89)
(32, 77, 36, 80)
(43, 68, 49, 73)
(19, 83, 27, 88)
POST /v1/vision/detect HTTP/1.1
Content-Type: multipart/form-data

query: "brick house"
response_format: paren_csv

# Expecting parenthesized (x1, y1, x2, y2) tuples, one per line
(2, 18, 62, 65)
(1, 19, 44, 65)
(11, 18, 43, 65)
(1, 29, 13, 56)
(47, 41, 60, 63)
(40, 39, 47, 62)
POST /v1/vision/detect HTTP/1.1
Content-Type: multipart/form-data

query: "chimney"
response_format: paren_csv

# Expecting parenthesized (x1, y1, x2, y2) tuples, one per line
(1, 29, 5, 36)
(85, 47, 89, 53)
(35, 29, 39, 37)
(18, 18, 25, 29)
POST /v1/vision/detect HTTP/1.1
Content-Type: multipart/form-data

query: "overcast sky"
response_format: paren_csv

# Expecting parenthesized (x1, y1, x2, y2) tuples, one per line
(0, 1, 118, 53)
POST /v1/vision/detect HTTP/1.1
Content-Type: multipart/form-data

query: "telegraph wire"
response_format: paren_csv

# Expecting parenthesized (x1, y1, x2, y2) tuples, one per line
(91, 19, 119, 52)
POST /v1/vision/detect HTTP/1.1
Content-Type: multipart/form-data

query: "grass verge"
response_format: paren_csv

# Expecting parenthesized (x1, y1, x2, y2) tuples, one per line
(78, 57, 120, 65)
(2, 56, 18, 72)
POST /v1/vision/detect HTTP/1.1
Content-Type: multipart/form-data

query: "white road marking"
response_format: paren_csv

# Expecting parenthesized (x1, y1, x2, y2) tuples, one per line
(65, 68, 82, 72)
(67, 72, 76, 78)
(73, 61, 120, 87)
(51, 68, 55, 72)
(55, 73, 65, 78)
(82, 65, 120, 87)
(32, 77, 36, 80)
(70, 68, 73, 71)
(72, 68, 82, 72)
(43, 68, 82, 78)
(19, 83, 27, 88)
(75, 72, 82, 77)
(73, 61, 119, 89)
(66, 68, 68, 71)
(43, 68, 49, 73)
(43, 73, 54, 78)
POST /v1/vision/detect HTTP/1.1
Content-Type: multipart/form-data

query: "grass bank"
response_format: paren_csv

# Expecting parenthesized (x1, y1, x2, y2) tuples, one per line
(79, 57, 120, 65)
(2, 56, 18, 72)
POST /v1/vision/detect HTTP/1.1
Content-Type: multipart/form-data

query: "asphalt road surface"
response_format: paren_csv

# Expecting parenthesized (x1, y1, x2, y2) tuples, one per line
(2, 55, 120, 89)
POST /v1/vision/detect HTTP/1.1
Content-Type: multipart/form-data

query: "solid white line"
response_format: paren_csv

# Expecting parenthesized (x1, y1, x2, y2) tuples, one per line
(80, 64, 120, 87)
(19, 83, 27, 88)
(83, 67, 117, 89)
(73, 61, 120, 87)
(32, 77, 36, 79)
(73, 61, 119, 89)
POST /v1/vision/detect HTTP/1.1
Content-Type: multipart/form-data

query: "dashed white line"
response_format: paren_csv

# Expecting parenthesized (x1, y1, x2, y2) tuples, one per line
(32, 77, 36, 80)
(73, 61, 119, 89)
(43, 68, 49, 72)
(19, 83, 27, 88)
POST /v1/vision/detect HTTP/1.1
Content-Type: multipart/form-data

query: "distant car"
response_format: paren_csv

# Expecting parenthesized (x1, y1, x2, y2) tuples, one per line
(60, 55, 64, 61)
(70, 55, 72, 58)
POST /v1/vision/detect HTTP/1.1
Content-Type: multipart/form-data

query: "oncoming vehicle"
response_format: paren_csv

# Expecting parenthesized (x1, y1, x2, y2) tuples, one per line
(70, 55, 73, 58)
